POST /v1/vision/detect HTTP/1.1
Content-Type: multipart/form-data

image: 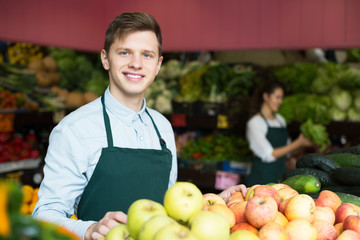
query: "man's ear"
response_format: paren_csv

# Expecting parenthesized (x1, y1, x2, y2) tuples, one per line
(101, 49, 110, 70)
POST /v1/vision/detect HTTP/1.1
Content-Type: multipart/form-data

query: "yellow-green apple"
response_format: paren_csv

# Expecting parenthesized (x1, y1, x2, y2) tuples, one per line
(285, 194, 315, 222)
(127, 199, 167, 239)
(313, 206, 335, 225)
(153, 223, 198, 240)
(335, 203, 360, 224)
(278, 187, 299, 214)
(105, 223, 133, 240)
(258, 221, 289, 240)
(230, 222, 259, 235)
(245, 184, 260, 201)
(138, 215, 176, 240)
(208, 204, 236, 228)
(250, 185, 281, 207)
(227, 192, 245, 207)
(274, 211, 289, 228)
(285, 219, 317, 240)
(229, 230, 260, 240)
(202, 193, 226, 210)
(189, 210, 230, 240)
(228, 200, 247, 224)
(312, 220, 338, 240)
(270, 183, 292, 191)
(334, 222, 344, 236)
(343, 215, 360, 234)
(337, 230, 360, 240)
(245, 195, 278, 228)
(315, 190, 342, 213)
(163, 182, 203, 224)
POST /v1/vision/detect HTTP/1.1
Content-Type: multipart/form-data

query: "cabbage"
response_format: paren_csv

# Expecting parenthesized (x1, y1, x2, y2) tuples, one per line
(330, 87, 352, 111)
(347, 107, 360, 122)
(330, 107, 347, 122)
(300, 119, 330, 152)
(354, 94, 360, 111)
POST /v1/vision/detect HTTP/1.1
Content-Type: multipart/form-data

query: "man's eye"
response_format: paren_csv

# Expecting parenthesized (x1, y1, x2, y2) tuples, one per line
(144, 53, 152, 58)
(120, 51, 129, 56)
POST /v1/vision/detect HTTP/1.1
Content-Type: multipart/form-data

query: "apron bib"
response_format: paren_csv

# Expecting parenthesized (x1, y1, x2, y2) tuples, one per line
(246, 113, 288, 186)
(77, 95, 172, 221)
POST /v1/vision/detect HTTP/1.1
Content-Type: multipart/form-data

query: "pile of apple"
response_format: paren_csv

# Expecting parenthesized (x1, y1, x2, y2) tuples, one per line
(104, 182, 360, 240)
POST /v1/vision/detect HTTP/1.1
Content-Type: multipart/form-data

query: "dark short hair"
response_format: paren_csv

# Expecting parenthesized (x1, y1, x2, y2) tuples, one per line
(104, 12, 162, 56)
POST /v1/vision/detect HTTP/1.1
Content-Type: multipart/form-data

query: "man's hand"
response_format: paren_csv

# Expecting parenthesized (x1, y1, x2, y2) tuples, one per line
(85, 211, 127, 240)
(218, 184, 248, 203)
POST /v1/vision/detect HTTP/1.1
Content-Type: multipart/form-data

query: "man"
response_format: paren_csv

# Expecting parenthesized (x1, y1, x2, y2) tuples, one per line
(33, 12, 246, 240)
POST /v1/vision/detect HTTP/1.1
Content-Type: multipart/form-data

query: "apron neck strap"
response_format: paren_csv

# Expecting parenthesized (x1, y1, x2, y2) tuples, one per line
(101, 94, 114, 147)
(145, 108, 167, 149)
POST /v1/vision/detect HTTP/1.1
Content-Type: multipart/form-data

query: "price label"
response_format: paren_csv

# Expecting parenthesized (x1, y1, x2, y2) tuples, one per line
(217, 114, 229, 129)
(0, 113, 15, 132)
(171, 114, 187, 127)
(215, 170, 240, 190)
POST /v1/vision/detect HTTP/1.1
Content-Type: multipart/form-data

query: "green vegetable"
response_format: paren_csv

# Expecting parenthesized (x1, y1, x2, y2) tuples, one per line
(347, 107, 360, 122)
(296, 153, 339, 173)
(335, 192, 360, 207)
(332, 167, 360, 186)
(300, 119, 331, 152)
(330, 107, 347, 121)
(281, 174, 321, 193)
(280, 168, 338, 187)
(330, 87, 352, 111)
(326, 153, 360, 168)
(327, 144, 360, 155)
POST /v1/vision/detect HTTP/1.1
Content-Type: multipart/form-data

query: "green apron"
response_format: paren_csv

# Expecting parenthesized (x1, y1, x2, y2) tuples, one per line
(246, 113, 288, 186)
(77, 95, 172, 221)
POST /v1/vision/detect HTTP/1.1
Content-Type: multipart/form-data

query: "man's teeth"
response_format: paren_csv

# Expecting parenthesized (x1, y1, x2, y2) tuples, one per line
(127, 74, 141, 78)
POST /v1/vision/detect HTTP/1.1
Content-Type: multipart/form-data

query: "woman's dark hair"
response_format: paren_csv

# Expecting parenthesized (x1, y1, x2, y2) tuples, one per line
(103, 12, 162, 56)
(249, 80, 285, 116)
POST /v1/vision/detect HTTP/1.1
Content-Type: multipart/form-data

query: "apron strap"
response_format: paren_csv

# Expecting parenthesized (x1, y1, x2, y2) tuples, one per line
(260, 112, 284, 127)
(101, 94, 114, 147)
(145, 108, 167, 150)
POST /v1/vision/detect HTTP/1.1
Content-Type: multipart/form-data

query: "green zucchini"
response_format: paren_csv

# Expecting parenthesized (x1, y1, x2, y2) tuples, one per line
(332, 166, 360, 186)
(322, 185, 360, 196)
(280, 168, 338, 187)
(326, 153, 360, 168)
(296, 153, 339, 173)
(281, 174, 321, 193)
(335, 192, 360, 207)
(327, 144, 360, 155)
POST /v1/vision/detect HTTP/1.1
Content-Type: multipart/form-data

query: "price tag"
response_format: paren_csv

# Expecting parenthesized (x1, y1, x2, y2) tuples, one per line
(215, 170, 240, 190)
(0, 113, 15, 132)
(171, 114, 187, 127)
(217, 114, 229, 129)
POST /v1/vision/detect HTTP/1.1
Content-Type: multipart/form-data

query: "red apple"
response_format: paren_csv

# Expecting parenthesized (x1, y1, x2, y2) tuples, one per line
(244, 184, 260, 201)
(343, 215, 360, 234)
(258, 221, 288, 240)
(245, 195, 278, 228)
(335, 203, 360, 224)
(208, 204, 236, 228)
(315, 190, 342, 213)
(337, 230, 360, 240)
(278, 187, 299, 214)
(313, 206, 336, 225)
(285, 219, 317, 240)
(230, 222, 258, 235)
(270, 183, 292, 191)
(252, 185, 281, 207)
(227, 192, 245, 207)
(202, 193, 226, 210)
(274, 211, 289, 228)
(228, 201, 247, 224)
(285, 194, 315, 223)
(334, 222, 344, 236)
(312, 220, 338, 240)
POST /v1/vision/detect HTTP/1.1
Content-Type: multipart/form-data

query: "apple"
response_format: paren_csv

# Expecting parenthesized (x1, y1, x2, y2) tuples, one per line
(202, 193, 226, 210)
(229, 230, 260, 240)
(334, 222, 344, 236)
(105, 223, 133, 240)
(127, 199, 167, 239)
(285, 219, 317, 240)
(313, 206, 335, 225)
(228, 200, 247, 224)
(274, 211, 289, 228)
(244, 184, 260, 201)
(270, 183, 292, 191)
(163, 182, 203, 224)
(153, 223, 198, 240)
(278, 187, 299, 214)
(258, 221, 288, 240)
(230, 222, 258, 235)
(245, 195, 278, 228)
(312, 220, 338, 240)
(227, 192, 245, 207)
(208, 204, 236, 228)
(285, 194, 315, 222)
(315, 190, 342, 213)
(249, 185, 281, 207)
(337, 230, 360, 240)
(343, 215, 360, 234)
(335, 203, 360, 223)
(189, 210, 230, 240)
(138, 215, 176, 240)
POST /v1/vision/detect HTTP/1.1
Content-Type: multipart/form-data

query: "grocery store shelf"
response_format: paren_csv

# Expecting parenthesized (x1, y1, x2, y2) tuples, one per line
(0, 158, 42, 174)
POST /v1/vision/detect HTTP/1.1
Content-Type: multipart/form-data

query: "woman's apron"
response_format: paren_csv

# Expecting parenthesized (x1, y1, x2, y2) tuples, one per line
(246, 113, 288, 186)
(77, 95, 172, 221)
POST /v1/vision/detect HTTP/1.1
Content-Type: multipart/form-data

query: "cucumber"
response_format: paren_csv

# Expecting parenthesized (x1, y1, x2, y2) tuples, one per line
(322, 185, 360, 196)
(327, 144, 360, 155)
(326, 153, 360, 168)
(280, 168, 338, 187)
(332, 167, 360, 186)
(335, 192, 360, 207)
(281, 174, 321, 193)
(296, 153, 339, 173)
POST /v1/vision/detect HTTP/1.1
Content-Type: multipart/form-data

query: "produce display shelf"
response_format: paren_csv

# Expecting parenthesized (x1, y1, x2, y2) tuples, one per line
(0, 158, 41, 174)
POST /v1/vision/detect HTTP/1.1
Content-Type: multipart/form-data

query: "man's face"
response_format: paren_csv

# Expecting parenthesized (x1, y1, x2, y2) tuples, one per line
(101, 31, 163, 101)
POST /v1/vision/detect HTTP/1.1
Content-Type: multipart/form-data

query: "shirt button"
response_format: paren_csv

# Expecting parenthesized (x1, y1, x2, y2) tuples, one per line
(140, 136, 144, 141)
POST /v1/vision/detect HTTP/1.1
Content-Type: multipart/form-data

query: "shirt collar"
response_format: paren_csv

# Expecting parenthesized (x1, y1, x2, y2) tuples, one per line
(104, 87, 149, 127)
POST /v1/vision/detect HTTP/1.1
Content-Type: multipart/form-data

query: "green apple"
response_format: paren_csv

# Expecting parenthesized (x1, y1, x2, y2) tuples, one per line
(105, 223, 134, 240)
(163, 182, 203, 224)
(189, 210, 230, 240)
(127, 199, 167, 239)
(154, 222, 198, 240)
(138, 215, 176, 240)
